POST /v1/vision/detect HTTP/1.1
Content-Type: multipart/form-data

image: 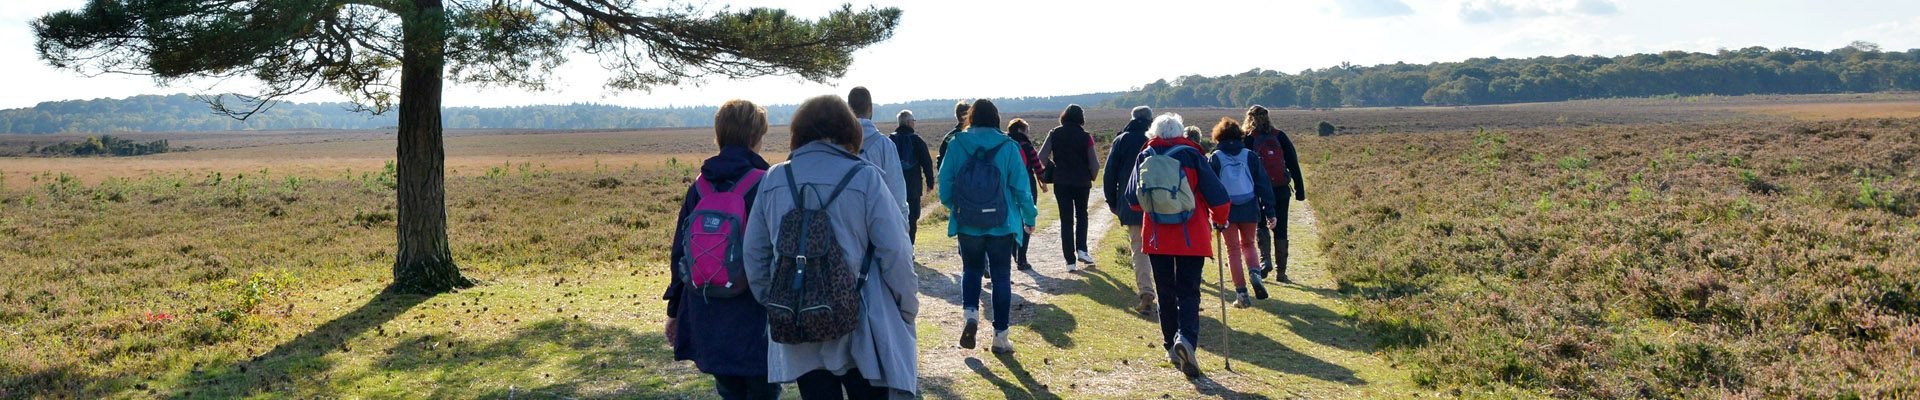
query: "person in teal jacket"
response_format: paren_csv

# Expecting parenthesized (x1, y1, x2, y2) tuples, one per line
(937, 98, 1037, 354)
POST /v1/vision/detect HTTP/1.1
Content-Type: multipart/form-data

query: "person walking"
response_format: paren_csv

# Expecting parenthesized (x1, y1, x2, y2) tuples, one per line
(1205, 118, 1276, 307)
(938, 99, 1038, 354)
(848, 87, 911, 228)
(743, 95, 920, 399)
(664, 100, 781, 399)
(1102, 106, 1160, 314)
(935, 100, 970, 168)
(1036, 105, 1100, 272)
(1006, 118, 1045, 272)
(1241, 105, 1306, 284)
(890, 110, 936, 243)
(1123, 112, 1230, 378)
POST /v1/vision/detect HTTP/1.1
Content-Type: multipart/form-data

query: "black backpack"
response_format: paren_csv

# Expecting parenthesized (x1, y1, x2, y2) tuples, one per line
(951, 141, 1010, 228)
(765, 162, 876, 344)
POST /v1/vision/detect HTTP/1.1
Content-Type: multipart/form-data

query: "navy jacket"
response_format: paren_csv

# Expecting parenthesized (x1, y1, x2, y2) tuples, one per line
(662, 145, 771, 377)
(1207, 140, 1277, 223)
(1102, 118, 1152, 226)
(891, 126, 936, 197)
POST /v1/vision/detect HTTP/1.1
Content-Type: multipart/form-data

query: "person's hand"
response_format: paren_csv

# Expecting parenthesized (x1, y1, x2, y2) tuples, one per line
(1024, 225, 1036, 234)
(1266, 217, 1278, 229)
(1040, 184, 1050, 194)
(1295, 189, 1306, 201)
(664, 318, 678, 347)
(1211, 223, 1226, 232)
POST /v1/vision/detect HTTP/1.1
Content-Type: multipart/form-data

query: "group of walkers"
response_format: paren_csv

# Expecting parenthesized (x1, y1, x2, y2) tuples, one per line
(660, 87, 1307, 399)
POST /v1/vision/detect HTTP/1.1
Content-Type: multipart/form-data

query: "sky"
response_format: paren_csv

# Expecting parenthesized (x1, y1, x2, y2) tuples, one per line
(1, 0, 1918, 109)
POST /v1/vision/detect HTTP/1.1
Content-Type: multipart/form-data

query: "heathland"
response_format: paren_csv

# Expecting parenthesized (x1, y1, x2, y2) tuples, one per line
(1, 94, 1915, 398)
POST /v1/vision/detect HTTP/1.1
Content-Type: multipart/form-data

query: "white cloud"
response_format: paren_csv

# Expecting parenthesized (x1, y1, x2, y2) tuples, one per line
(1458, 0, 1618, 24)
(1335, 0, 1415, 18)
(1841, 16, 1920, 50)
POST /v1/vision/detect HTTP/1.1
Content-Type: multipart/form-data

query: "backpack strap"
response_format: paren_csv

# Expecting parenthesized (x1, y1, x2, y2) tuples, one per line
(970, 141, 1008, 160)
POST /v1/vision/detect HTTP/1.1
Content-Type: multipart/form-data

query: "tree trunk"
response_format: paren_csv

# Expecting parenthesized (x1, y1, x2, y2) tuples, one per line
(390, 0, 471, 294)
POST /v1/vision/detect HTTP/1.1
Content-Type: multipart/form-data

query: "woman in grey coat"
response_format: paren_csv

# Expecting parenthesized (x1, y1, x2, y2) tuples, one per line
(743, 95, 920, 400)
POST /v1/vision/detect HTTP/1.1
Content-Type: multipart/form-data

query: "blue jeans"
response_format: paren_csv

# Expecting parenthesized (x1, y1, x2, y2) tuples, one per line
(1150, 254, 1204, 348)
(959, 234, 1014, 331)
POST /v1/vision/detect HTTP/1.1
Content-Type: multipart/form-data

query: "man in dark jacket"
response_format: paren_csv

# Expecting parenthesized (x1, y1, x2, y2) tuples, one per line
(1102, 105, 1158, 314)
(891, 110, 936, 243)
(937, 100, 969, 168)
(1241, 105, 1306, 283)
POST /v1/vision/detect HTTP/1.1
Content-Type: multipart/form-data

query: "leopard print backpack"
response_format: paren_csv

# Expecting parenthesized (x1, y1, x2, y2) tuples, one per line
(765, 163, 876, 344)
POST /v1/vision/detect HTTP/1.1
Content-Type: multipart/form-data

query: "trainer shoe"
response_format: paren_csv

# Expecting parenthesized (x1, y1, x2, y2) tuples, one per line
(1066, 262, 1078, 273)
(991, 330, 1014, 354)
(1234, 290, 1252, 308)
(1076, 250, 1096, 264)
(960, 309, 979, 349)
(1172, 334, 1200, 378)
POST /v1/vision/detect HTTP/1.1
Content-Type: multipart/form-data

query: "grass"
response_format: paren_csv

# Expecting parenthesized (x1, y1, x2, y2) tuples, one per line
(1301, 118, 1920, 398)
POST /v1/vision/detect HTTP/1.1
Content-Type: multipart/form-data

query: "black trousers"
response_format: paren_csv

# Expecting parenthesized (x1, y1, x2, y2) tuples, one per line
(1015, 176, 1038, 265)
(1053, 185, 1092, 263)
(713, 374, 780, 400)
(1255, 184, 1291, 276)
(796, 368, 887, 400)
(906, 191, 923, 244)
(1149, 255, 1204, 348)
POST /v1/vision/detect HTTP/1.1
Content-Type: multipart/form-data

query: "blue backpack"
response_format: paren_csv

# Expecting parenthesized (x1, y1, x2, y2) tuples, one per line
(952, 142, 1009, 228)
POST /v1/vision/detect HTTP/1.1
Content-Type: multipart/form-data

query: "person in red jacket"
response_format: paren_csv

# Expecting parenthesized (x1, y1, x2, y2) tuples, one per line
(1122, 112, 1230, 378)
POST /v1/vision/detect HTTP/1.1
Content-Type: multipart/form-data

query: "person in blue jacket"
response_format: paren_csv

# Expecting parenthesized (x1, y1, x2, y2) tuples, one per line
(938, 99, 1038, 355)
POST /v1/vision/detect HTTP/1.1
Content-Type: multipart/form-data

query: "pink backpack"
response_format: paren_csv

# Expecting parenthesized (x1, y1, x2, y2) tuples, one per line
(677, 169, 765, 298)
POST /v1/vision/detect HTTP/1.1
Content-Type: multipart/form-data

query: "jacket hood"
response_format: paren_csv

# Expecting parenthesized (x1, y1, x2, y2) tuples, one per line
(700, 145, 770, 181)
(1147, 137, 1203, 150)
(1214, 139, 1245, 153)
(1008, 130, 1032, 144)
(894, 125, 916, 135)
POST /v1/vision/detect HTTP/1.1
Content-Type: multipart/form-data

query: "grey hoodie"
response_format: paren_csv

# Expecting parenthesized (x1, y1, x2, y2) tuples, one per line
(744, 141, 920, 398)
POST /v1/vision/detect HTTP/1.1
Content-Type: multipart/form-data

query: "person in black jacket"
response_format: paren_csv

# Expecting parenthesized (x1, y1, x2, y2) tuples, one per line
(1241, 105, 1306, 283)
(1101, 105, 1159, 314)
(1037, 104, 1100, 272)
(663, 100, 780, 399)
(891, 110, 936, 243)
(936, 100, 970, 168)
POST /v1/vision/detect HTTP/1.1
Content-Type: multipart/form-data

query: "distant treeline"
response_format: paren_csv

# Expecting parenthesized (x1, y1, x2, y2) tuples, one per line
(31, 135, 170, 156)
(0, 92, 1121, 134)
(1106, 42, 1920, 108)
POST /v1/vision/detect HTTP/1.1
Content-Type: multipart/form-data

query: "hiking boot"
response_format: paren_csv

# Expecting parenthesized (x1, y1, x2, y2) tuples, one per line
(1134, 293, 1157, 315)
(1278, 273, 1294, 284)
(1076, 250, 1096, 264)
(1016, 261, 1034, 271)
(1252, 282, 1270, 300)
(1172, 334, 1200, 378)
(960, 310, 979, 349)
(1234, 289, 1251, 308)
(991, 330, 1015, 354)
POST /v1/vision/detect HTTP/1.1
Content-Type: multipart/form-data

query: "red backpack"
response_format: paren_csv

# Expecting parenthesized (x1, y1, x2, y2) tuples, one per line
(1251, 129, 1290, 185)
(676, 169, 765, 298)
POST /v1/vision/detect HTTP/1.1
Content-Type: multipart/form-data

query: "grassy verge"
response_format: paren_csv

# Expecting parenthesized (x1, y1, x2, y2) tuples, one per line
(1301, 119, 1920, 398)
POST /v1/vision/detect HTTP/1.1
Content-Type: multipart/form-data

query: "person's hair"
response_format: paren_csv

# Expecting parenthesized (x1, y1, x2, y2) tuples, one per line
(714, 99, 769, 149)
(1007, 118, 1029, 134)
(896, 109, 915, 126)
(789, 95, 863, 152)
(1058, 104, 1084, 126)
(966, 99, 1000, 130)
(1244, 105, 1273, 133)
(847, 87, 873, 118)
(1184, 126, 1203, 142)
(1131, 106, 1153, 121)
(1148, 113, 1185, 139)
(953, 100, 971, 118)
(1210, 117, 1244, 143)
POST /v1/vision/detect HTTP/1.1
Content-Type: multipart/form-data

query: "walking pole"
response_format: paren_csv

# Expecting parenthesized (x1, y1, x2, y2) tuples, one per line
(1215, 227, 1232, 372)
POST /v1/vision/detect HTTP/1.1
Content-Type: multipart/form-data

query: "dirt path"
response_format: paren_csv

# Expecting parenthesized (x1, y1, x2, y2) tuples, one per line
(907, 194, 1426, 398)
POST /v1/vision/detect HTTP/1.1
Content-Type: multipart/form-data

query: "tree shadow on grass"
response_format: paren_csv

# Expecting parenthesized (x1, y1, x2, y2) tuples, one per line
(165, 289, 429, 398)
(964, 354, 1061, 400)
(374, 318, 693, 399)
